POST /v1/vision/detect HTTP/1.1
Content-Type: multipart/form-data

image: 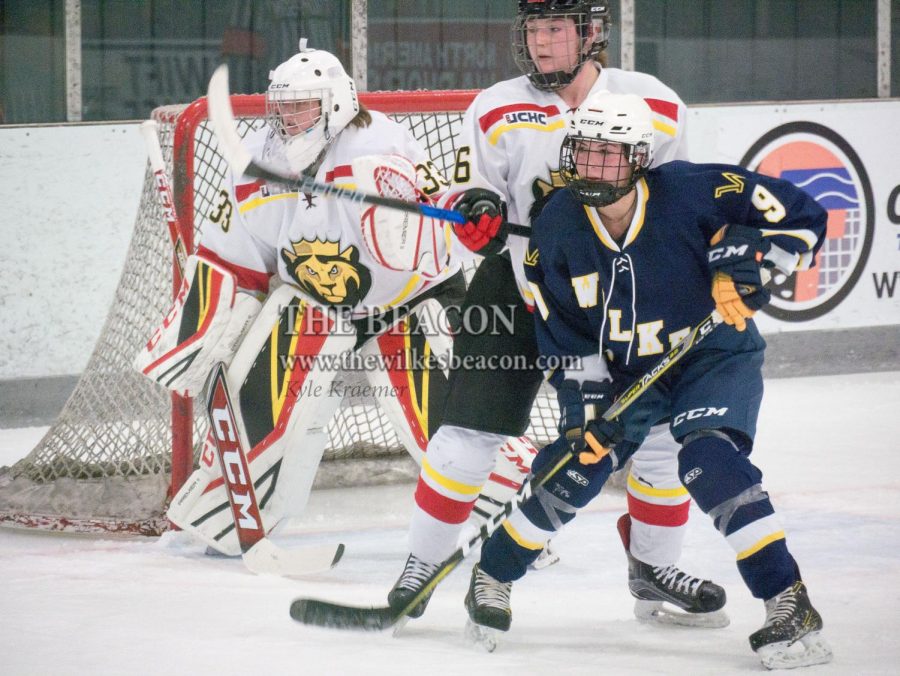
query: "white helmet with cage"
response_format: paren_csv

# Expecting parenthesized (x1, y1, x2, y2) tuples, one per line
(512, 0, 612, 91)
(265, 39, 359, 174)
(560, 91, 654, 206)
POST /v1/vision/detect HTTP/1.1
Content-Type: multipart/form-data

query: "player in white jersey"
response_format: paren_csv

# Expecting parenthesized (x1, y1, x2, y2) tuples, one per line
(134, 42, 534, 556)
(390, 0, 727, 628)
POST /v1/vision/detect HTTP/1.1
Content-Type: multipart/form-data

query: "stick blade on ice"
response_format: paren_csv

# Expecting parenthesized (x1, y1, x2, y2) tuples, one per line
(243, 539, 345, 577)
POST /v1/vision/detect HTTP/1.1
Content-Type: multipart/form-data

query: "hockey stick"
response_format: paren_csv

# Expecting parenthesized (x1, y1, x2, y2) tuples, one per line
(289, 310, 727, 629)
(139, 120, 189, 276)
(205, 362, 345, 576)
(206, 64, 530, 238)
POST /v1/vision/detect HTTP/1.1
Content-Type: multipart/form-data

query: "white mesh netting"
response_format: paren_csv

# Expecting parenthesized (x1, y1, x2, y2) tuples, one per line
(0, 92, 561, 535)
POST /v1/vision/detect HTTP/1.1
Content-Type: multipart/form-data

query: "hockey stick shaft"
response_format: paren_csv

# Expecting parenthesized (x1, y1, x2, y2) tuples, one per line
(139, 119, 189, 275)
(205, 362, 344, 576)
(206, 64, 530, 239)
(290, 310, 725, 629)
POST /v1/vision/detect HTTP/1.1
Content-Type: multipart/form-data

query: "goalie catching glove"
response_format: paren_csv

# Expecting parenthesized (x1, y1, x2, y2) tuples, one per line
(134, 254, 262, 396)
(707, 224, 772, 332)
(355, 154, 450, 278)
(557, 379, 625, 465)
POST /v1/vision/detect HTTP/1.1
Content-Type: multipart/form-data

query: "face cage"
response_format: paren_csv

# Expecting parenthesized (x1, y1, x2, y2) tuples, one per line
(559, 137, 649, 207)
(265, 89, 328, 141)
(511, 11, 611, 91)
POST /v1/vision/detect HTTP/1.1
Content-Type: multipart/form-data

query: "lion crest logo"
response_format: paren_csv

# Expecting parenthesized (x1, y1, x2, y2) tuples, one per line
(281, 238, 372, 306)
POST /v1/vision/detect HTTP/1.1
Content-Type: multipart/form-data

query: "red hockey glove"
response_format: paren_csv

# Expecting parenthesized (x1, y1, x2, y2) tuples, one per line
(452, 188, 508, 255)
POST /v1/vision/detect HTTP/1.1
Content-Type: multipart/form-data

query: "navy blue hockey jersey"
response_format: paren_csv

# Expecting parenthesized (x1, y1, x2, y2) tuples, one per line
(524, 161, 827, 382)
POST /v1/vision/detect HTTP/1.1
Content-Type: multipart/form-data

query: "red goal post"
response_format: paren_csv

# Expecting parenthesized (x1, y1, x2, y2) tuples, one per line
(0, 90, 561, 536)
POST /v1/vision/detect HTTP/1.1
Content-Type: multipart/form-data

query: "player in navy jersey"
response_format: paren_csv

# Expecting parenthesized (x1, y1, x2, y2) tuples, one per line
(391, 0, 729, 631)
(464, 91, 833, 669)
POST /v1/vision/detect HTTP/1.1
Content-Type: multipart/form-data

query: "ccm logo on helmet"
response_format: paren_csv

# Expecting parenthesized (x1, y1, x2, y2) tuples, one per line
(672, 406, 728, 427)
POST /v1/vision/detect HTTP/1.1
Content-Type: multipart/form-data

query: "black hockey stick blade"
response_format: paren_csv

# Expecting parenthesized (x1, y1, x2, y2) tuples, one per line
(206, 64, 529, 238)
(290, 598, 399, 631)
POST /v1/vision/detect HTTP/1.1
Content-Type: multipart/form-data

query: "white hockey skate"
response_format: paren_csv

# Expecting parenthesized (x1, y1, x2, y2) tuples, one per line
(750, 581, 833, 670)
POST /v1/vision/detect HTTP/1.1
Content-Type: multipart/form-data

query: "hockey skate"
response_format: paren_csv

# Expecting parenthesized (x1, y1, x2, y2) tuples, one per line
(388, 553, 439, 632)
(618, 514, 729, 628)
(749, 581, 832, 670)
(464, 564, 512, 652)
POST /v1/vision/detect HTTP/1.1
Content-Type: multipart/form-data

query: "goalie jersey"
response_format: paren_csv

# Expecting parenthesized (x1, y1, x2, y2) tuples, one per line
(198, 112, 459, 317)
(441, 67, 688, 307)
(524, 161, 828, 383)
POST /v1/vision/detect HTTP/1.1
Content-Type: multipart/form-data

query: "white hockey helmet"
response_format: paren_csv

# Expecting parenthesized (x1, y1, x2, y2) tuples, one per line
(265, 39, 359, 173)
(560, 91, 654, 206)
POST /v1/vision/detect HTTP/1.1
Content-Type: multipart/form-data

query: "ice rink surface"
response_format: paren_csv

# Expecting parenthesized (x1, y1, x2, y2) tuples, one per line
(1, 371, 899, 675)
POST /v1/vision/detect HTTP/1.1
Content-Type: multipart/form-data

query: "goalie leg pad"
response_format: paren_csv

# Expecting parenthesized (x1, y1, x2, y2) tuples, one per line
(167, 286, 354, 555)
(135, 253, 262, 396)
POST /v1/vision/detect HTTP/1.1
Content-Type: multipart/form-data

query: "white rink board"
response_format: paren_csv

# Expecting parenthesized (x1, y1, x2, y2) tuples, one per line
(0, 99, 898, 379)
(687, 99, 900, 333)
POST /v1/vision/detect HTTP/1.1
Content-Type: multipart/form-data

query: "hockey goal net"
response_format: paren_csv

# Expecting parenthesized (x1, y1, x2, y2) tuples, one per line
(0, 91, 561, 536)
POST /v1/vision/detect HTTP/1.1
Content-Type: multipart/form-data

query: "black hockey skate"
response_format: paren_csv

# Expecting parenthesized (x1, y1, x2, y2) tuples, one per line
(464, 564, 512, 652)
(749, 581, 833, 669)
(618, 514, 729, 628)
(388, 554, 438, 620)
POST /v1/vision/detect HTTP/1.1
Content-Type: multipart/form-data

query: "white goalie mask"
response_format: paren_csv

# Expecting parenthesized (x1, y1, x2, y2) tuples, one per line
(560, 91, 654, 206)
(265, 39, 359, 174)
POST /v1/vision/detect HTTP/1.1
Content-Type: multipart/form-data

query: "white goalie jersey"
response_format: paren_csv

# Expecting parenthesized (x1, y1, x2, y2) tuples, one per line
(441, 67, 688, 307)
(199, 112, 462, 314)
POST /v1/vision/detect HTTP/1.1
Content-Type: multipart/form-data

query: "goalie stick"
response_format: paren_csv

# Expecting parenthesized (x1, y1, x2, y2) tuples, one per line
(289, 310, 727, 630)
(205, 362, 345, 576)
(139, 120, 189, 276)
(206, 64, 530, 239)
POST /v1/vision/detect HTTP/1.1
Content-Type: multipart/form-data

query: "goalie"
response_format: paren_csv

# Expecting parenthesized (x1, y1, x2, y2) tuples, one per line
(134, 41, 537, 557)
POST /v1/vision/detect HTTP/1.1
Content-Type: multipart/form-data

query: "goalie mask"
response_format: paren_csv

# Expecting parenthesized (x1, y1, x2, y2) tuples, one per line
(266, 39, 359, 174)
(512, 0, 611, 91)
(560, 92, 653, 207)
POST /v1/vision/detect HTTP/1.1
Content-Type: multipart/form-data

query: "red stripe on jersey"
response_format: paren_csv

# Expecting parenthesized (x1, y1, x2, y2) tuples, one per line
(627, 493, 690, 527)
(196, 245, 270, 294)
(324, 164, 353, 183)
(644, 98, 679, 122)
(478, 103, 561, 133)
(234, 179, 266, 203)
(414, 480, 475, 524)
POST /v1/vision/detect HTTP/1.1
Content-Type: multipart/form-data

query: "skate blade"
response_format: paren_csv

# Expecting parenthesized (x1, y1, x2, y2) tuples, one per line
(528, 546, 561, 571)
(464, 618, 502, 652)
(756, 631, 833, 670)
(634, 600, 730, 629)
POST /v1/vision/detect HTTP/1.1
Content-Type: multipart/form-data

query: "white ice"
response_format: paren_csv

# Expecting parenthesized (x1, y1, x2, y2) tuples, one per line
(2, 371, 899, 675)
